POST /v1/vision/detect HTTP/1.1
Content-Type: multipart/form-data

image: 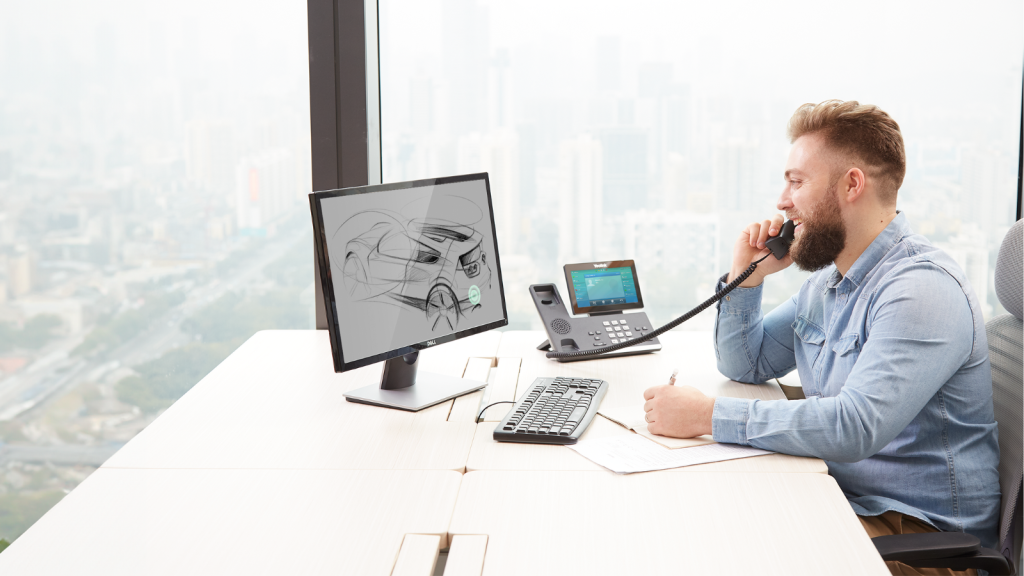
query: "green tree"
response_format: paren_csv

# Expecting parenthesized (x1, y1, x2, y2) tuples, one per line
(182, 288, 309, 344)
(19, 315, 62, 349)
(115, 342, 236, 413)
(263, 237, 313, 288)
(117, 288, 309, 413)
(73, 291, 185, 357)
(0, 315, 62, 352)
(0, 491, 65, 543)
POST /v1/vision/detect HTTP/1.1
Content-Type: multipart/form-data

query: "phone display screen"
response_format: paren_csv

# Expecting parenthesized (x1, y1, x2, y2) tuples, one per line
(563, 260, 645, 315)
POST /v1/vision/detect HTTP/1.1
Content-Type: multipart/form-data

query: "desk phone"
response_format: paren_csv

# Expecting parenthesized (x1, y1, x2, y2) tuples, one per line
(530, 259, 661, 362)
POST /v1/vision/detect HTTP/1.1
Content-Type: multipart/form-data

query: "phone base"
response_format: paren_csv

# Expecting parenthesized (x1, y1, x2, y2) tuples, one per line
(530, 283, 662, 362)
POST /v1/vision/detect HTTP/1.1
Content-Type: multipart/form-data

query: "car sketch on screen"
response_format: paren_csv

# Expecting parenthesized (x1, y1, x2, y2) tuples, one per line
(331, 195, 492, 332)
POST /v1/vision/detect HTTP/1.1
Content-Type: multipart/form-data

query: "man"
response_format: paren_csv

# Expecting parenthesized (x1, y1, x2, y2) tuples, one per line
(642, 100, 1000, 575)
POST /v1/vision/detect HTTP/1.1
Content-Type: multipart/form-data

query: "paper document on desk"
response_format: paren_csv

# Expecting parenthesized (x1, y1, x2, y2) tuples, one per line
(569, 434, 771, 474)
(598, 404, 715, 449)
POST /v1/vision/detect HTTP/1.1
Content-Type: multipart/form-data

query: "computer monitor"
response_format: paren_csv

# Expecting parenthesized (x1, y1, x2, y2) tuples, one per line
(309, 173, 508, 411)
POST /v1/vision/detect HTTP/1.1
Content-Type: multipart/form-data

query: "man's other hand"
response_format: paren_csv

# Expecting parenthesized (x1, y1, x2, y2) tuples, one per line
(642, 385, 715, 439)
(728, 214, 793, 286)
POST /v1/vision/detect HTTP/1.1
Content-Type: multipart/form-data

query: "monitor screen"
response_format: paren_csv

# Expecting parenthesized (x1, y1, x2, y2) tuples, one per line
(311, 174, 507, 370)
(563, 260, 645, 315)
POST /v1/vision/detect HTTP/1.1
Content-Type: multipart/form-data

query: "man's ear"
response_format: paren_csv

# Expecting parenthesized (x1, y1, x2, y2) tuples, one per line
(842, 167, 867, 204)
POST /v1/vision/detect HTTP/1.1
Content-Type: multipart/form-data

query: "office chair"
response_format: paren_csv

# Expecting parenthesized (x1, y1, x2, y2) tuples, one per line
(872, 219, 1024, 575)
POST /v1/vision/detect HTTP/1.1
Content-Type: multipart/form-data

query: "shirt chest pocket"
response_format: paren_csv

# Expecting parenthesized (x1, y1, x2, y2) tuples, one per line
(811, 333, 860, 396)
(792, 316, 826, 396)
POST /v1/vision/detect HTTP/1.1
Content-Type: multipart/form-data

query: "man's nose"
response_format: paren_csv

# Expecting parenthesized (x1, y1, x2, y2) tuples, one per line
(777, 190, 793, 211)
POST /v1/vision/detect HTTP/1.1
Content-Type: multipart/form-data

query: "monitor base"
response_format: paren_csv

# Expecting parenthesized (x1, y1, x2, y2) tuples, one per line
(343, 371, 487, 412)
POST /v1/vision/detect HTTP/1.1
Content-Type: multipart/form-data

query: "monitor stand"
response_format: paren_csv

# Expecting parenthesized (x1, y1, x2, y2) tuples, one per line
(343, 351, 487, 412)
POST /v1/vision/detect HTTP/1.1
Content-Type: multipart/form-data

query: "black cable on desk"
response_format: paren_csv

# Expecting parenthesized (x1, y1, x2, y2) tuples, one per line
(477, 401, 516, 423)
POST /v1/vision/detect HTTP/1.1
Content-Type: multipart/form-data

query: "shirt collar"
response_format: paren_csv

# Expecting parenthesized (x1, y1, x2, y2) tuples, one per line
(837, 211, 909, 290)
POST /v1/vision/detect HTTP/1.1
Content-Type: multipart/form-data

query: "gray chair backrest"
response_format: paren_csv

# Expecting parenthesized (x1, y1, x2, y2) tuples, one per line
(988, 218, 1022, 571)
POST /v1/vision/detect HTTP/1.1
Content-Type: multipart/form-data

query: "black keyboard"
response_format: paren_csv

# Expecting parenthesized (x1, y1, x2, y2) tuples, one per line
(492, 377, 608, 445)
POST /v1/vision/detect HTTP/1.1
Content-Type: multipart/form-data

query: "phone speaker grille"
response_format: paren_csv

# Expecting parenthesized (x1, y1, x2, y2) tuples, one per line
(550, 318, 571, 335)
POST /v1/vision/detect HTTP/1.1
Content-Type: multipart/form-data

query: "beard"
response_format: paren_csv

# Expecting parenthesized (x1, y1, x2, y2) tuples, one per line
(789, 183, 846, 272)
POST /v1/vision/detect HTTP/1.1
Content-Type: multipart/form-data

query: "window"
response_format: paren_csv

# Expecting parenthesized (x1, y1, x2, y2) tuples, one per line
(0, 0, 311, 544)
(379, 0, 1023, 328)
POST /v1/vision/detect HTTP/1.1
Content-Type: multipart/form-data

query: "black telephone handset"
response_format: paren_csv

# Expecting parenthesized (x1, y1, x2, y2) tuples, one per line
(764, 220, 796, 260)
(543, 219, 798, 360)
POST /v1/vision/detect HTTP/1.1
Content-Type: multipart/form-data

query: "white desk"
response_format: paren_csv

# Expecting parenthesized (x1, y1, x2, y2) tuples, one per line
(103, 330, 499, 471)
(448, 471, 889, 576)
(470, 331, 828, 474)
(0, 468, 461, 575)
(467, 419, 828, 473)
(0, 329, 884, 575)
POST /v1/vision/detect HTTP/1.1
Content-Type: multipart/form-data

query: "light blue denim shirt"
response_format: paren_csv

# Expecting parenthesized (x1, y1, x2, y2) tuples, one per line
(712, 213, 1001, 548)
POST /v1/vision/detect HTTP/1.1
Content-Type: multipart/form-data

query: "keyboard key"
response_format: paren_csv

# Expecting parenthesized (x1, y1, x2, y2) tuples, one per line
(566, 406, 587, 423)
(605, 327, 613, 332)
(625, 331, 633, 336)
(602, 321, 610, 326)
(611, 339, 619, 344)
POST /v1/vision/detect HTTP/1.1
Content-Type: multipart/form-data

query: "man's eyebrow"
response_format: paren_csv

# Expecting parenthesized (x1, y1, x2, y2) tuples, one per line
(784, 169, 805, 180)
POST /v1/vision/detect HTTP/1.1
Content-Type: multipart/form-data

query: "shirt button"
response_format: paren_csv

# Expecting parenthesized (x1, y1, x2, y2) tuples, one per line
(726, 296, 730, 301)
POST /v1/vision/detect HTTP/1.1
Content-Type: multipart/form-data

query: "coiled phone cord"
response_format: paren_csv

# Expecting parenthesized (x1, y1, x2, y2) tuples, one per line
(544, 253, 774, 360)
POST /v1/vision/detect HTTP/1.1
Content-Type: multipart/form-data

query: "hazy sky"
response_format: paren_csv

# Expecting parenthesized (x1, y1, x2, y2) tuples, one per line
(381, 0, 1022, 141)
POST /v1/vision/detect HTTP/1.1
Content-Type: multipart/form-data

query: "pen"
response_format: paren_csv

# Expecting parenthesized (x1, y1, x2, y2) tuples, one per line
(668, 368, 678, 386)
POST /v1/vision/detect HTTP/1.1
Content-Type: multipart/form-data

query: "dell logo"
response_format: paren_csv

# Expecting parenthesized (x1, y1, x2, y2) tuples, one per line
(593, 263, 609, 268)
(426, 340, 437, 346)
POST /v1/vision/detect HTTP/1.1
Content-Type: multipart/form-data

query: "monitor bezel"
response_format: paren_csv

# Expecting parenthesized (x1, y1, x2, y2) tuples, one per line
(562, 259, 645, 315)
(310, 172, 509, 373)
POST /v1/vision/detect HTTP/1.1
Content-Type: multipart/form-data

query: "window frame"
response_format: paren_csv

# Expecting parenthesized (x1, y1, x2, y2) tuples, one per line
(306, 0, 382, 328)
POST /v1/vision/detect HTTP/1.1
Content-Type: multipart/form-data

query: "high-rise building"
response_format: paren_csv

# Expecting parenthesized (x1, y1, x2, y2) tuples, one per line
(938, 225, 991, 316)
(557, 135, 603, 264)
(664, 85, 691, 157)
(409, 76, 435, 137)
(0, 150, 12, 182)
(7, 250, 35, 298)
(662, 153, 688, 211)
(713, 140, 760, 212)
(442, 0, 488, 136)
(185, 120, 235, 195)
(457, 131, 520, 254)
(235, 149, 296, 234)
(488, 48, 512, 130)
(601, 127, 648, 214)
(623, 210, 720, 280)
(961, 146, 1014, 232)
(594, 36, 621, 93)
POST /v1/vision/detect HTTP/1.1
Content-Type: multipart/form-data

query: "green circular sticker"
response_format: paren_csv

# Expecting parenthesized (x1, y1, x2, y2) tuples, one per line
(468, 285, 481, 306)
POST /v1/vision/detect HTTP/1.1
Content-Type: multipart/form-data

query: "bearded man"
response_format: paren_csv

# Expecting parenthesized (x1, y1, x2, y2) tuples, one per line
(642, 100, 999, 576)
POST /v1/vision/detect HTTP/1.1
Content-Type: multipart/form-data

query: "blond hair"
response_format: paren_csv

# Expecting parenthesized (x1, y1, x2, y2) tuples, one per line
(788, 100, 906, 204)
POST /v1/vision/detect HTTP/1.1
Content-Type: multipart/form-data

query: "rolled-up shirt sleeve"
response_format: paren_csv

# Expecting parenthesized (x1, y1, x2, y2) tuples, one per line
(713, 275, 799, 384)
